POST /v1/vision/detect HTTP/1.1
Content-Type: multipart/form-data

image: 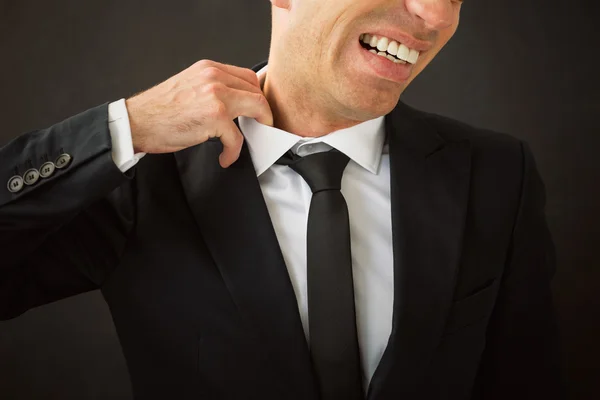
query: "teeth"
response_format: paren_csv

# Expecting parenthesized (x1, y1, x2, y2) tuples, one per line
(369, 35, 378, 48)
(387, 41, 399, 56)
(376, 37, 389, 52)
(396, 44, 410, 62)
(407, 49, 419, 64)
(361, 33, 420, 64)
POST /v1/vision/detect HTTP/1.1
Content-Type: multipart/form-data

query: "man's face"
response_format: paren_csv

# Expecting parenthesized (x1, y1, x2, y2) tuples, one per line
(271, 0, 462, 121)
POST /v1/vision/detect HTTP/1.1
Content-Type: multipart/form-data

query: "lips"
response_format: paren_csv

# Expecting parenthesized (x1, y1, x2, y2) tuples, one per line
(357, 38, 414, 83)
(360, 34, 420, 65)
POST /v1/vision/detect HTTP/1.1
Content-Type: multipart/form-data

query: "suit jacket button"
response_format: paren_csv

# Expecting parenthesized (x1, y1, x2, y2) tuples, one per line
(39, 161, 56, 178)
(55, 153, 72, 169)
(23, 168, 40, 185)
(7, 176, 24, 193)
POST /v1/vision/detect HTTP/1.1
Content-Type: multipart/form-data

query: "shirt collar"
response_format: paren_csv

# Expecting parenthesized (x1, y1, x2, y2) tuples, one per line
(239, 64, 386, 177)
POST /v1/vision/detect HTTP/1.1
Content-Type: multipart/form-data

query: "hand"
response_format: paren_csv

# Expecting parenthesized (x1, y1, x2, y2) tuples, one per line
(125, 60, 273, 167)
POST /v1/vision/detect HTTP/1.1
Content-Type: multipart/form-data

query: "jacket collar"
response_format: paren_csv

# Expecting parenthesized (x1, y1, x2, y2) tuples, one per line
(174, 59, 472, 399)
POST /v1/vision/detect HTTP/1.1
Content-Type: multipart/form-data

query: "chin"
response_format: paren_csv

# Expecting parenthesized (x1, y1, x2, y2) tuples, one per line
(335, 84, 400, 120)
(344, 103, 392, 122)
(355, 96, 399, 118)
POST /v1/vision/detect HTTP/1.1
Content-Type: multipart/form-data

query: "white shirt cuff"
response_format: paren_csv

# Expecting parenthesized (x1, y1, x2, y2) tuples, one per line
(108, 99, 146, 172)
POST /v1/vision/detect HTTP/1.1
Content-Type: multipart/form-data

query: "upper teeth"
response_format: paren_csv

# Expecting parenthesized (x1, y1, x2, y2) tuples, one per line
(360, 34, 420, 65)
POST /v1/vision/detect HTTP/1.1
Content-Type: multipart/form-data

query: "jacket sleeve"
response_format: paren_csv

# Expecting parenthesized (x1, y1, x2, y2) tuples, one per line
(472, 140, 565, 398)
(0, 103, 135, 320)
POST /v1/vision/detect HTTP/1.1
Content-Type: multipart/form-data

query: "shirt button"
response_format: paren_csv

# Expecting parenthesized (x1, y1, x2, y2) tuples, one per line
(23, 168, 40, 186)
(39, 162, 56, 178)
(7, 176, 24, 193)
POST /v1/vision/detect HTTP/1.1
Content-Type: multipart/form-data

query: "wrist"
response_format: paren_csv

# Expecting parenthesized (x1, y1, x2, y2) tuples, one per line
(125, 97, 146, 154)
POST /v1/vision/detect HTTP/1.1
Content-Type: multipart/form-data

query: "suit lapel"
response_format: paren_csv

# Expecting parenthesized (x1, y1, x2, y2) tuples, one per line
(368, 102, 472, 399)
(173, 55, 470, 397)
(174, 133, 317, 398)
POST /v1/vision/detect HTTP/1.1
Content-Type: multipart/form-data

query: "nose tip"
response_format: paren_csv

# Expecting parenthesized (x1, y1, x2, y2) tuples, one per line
(405, 0, 455, 31)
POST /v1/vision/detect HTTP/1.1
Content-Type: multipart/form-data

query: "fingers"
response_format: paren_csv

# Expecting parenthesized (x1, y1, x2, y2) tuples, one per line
(196, 60, 261, 89)
(217, 119, 245, 168)
(184, 60, 273, 168)
(214, 89, 273, 168)
(223, 88, 274, 127)
(202, 66, 264, 96)
(213, 63, 261, 89)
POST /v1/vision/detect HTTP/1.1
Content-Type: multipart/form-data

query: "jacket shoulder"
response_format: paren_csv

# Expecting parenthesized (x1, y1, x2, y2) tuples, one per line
(399, 103, 528, 190)
(407, 104, 523, 151)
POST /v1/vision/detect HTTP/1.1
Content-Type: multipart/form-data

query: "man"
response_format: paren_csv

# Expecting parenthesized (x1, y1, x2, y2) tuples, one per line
(0, 0, 563, 399)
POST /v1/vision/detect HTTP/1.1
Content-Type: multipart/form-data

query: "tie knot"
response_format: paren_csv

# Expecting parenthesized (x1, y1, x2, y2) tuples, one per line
(278, 150, 350, 193)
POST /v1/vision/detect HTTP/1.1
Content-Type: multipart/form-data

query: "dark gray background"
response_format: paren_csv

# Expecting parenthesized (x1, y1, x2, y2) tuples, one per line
(1, 0, 598, 399)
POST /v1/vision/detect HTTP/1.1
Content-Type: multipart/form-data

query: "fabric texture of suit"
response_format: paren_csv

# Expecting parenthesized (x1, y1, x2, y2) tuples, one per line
(0, 60, 563, 399)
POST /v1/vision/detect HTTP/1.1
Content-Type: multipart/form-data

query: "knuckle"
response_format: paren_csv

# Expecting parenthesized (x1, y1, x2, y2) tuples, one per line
(231, 132, 244, 146)
(201, 66, 222, 81)
(254, 93, 269, 109)
(208, 101, 228, 119)
(194, 59, 213, 69)
(203, 82, 225, 96)
(255, 93, 268, 105)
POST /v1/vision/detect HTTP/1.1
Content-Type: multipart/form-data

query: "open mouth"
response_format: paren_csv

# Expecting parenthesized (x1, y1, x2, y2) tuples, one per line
(359, 33, 420, 65)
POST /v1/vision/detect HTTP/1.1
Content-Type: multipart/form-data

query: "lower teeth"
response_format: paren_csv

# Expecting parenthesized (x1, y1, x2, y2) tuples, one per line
(368, 48, 407, 64)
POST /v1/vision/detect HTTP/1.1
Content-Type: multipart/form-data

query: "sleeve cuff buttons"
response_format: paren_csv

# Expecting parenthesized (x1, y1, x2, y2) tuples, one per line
(23, 168, 41, 186)
(39, 162, 56, 178)
(7, 153, 72, 194)
(7, 175, 24, 193)
(55, 153, 72, 169)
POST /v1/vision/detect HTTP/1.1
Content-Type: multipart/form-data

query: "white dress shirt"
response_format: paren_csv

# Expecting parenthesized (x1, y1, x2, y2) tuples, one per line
(108, 65, 394, 390)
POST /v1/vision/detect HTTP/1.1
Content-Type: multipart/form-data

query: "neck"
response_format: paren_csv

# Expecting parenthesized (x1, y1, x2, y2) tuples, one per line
(262, 61, 363, 138)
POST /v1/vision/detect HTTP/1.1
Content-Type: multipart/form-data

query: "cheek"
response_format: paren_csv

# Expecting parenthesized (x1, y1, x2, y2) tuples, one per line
(440, 18, 460, 47)
(419, 24, 458, 69)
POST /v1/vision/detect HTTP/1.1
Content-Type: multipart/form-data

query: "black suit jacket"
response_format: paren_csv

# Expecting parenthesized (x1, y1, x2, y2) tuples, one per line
(0, 60, 563, 399)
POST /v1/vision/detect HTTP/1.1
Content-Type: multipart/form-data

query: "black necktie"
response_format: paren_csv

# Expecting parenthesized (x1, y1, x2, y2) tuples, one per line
(277, 149, 364, 400)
